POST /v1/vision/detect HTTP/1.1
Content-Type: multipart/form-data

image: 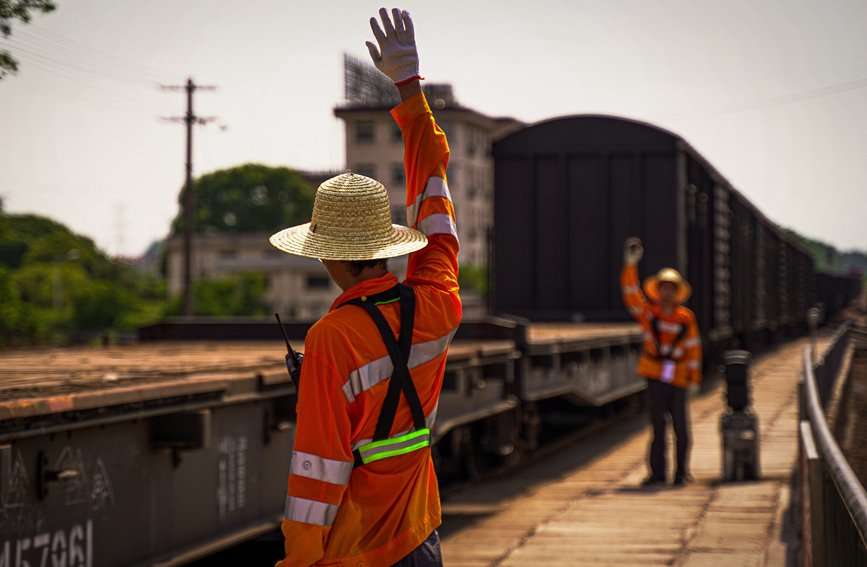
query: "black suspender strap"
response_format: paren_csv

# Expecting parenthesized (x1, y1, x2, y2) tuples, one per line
(649, 315, 689, 361)
(340, 284, 428, 468)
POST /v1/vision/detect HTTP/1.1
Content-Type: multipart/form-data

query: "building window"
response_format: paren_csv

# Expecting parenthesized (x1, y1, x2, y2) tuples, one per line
(438, 121, 456, 143)
(447, 163, 458, 188)
(306, 275, 331, 290)
(392, 122, 403, 143)
(354, 163, 376, 180)
(391, 163, 406, 187)
(356, 121, 375, 144)
(465, 125, 476, 156)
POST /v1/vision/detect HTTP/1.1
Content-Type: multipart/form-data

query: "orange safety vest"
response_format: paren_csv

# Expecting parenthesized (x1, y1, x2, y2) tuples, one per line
(620, 264, 703, 389)
(280, 92, 460, 567)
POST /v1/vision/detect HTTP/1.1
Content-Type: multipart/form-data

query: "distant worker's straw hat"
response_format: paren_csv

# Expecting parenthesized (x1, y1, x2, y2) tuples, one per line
(270, 173, 428, 261)
(643, 268, 692, 304)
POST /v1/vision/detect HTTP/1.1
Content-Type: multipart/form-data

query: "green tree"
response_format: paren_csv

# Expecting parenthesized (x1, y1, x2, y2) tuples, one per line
(0, 0, 56, 78)
(458, 264, 489, 295)
(69, 279, 140, 331)
(11, 261, 87, 308)
(171, 163, 315, 235)
(164, 273, 270, 317)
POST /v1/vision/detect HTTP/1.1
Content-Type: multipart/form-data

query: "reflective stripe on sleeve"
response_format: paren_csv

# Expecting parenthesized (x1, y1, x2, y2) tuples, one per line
(357, 429, 430, 464)
(289, 451, 353, 486)
(628, 306, 644, 316)
(672, 347, 685, 358)
(622, 285, 639, 294)
(688, 360, 702, 370)
(284, 496, 339, 527)
(342, 327, 458, 403)
(407, 177, 452, 227)
(643, 332, 654, 342)
(416, 214, 459, 242)
(684, 337, 702, 348)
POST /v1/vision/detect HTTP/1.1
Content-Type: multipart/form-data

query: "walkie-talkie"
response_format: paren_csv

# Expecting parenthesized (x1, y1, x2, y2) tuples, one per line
(275, 313, 302, 391)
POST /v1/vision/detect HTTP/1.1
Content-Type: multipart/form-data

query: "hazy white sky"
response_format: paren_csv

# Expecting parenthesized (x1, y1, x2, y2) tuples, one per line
(1, 0, 866, 256)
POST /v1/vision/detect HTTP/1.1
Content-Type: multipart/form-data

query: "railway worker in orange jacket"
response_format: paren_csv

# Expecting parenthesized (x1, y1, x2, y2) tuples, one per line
(621, 237, 702, 486)
(268, 8, 458, 567)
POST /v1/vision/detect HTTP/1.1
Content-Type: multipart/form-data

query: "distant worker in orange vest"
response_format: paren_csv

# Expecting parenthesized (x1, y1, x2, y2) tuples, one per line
(621, 237, 702, 486)
(269, 8, 459, 567)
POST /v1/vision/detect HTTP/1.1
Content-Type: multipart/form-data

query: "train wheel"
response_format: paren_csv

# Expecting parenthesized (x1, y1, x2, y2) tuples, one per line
(459, 424, 488, 480)
(519, 401, 541, 451)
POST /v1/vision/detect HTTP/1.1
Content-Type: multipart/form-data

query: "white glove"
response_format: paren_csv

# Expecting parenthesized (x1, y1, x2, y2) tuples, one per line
(366, 8, 420, 85)
(624, 237, 644, 265)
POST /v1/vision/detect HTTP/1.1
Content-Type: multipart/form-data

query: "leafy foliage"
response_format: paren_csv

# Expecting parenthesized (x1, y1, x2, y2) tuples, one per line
(0, 0, 56, 78)
(171, 163, 315, 235)
(164, 273, 270, 317)
(785, 229, 867, 275)
(458, 264, 489, 295)
(0, 204, 167, 346)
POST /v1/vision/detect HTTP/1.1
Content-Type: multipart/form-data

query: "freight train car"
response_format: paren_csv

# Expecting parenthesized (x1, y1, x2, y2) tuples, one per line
(491, 115, 824, 349)
(140, 318, 646, 472)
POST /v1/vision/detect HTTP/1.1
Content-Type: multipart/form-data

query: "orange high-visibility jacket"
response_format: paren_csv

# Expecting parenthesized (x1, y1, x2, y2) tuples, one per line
(280, 93, 460, 567)
(620, 264, 702, 389)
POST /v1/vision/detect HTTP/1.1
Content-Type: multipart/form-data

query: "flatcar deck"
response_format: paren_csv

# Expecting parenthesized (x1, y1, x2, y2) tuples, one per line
(523, 322, 641, 344)
(0, 339, 515, 413)
(440, 334, 828, 566)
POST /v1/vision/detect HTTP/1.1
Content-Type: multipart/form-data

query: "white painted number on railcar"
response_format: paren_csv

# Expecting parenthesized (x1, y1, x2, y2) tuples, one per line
(0, 520, 93, 567)
(216, 436, 248, 520)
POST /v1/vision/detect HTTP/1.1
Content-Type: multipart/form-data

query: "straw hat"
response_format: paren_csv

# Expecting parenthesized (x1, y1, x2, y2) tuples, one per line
(644, 268, 692, 304)
(270, 173, 428, 261)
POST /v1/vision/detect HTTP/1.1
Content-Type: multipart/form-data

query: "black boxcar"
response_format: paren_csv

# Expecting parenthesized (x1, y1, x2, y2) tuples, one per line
(491, 115, 814, 346)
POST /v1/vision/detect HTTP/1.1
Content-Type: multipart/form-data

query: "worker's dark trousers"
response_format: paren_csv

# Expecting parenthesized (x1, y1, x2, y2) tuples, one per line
(390, 530, 443, 567)
(646, 378, 690, 480)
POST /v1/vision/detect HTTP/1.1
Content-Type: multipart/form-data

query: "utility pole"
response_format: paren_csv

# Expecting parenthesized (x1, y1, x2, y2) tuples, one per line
(161, 78, 216, 316)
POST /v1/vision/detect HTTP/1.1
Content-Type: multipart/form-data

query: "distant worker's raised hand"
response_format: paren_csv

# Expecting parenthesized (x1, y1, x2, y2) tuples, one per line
(366, 8, 420, 85)
(624, 237, 644, 265)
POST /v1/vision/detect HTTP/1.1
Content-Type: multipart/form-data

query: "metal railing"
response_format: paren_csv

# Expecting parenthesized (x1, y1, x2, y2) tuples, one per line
(800, 323, 867, 566)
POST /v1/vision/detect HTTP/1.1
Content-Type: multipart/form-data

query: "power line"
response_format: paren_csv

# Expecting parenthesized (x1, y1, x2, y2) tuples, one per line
(161, 78, 217, 317)
(20, 23, 176, 82)
(655, 76, 867, 121)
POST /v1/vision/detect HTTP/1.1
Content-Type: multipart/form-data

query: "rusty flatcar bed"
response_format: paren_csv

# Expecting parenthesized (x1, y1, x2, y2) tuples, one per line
(0, 320, 642, 415)
(0, 339, 515, 419)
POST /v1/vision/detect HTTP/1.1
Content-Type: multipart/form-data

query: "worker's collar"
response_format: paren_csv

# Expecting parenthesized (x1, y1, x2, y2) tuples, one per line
(329, 272, 399, 312)
(650, 302, 683, 320)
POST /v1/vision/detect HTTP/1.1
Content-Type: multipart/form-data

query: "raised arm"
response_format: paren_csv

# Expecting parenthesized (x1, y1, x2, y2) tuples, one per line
(368, 8, 458, 290)
(621, 237, 649, 320)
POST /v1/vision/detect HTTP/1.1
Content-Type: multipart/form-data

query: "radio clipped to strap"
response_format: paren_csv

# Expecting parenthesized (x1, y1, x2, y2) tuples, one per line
(340, 284, 430, 468)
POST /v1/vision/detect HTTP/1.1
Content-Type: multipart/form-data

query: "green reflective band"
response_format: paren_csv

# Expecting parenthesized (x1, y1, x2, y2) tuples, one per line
(363, 440, 430, 464)
(358, 428, 431, 464)
(374, 297, 400, 306)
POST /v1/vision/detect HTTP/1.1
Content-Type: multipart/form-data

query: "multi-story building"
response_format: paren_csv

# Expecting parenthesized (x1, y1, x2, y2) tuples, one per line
(165, 232, 409, 319)
(334, 56, 523, 267)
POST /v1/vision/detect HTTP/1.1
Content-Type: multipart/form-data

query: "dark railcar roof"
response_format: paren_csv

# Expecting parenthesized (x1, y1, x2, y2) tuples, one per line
(494, 115, 679, 155)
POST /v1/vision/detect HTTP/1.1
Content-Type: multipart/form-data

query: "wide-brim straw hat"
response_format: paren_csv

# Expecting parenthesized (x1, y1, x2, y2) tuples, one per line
(644, 267, 692, 304)
(270, 173, 428, 261)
